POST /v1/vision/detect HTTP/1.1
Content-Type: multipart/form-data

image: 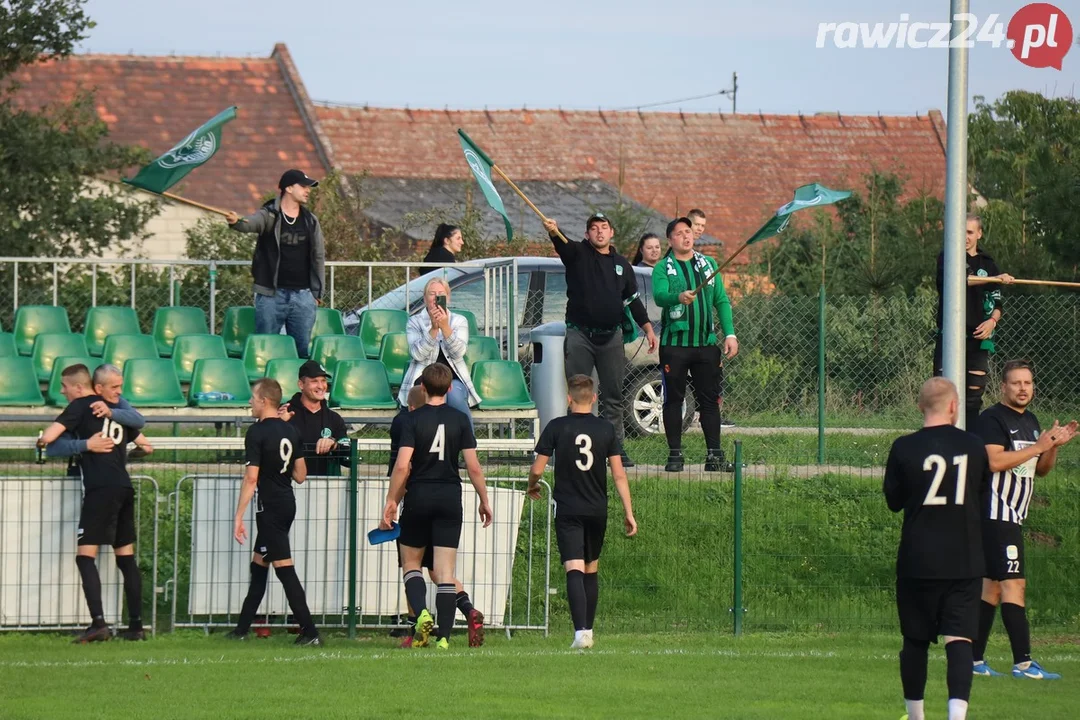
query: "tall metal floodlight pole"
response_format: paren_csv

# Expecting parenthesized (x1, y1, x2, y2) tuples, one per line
(942, 0, 970, 427)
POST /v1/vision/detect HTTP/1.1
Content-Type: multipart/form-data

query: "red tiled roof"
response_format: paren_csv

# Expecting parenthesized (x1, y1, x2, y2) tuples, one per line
(315, 105, 948, 253)
(10, 45, 329, 212)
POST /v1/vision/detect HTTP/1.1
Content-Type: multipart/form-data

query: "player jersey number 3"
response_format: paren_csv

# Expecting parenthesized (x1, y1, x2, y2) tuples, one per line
(575, 434, 593, 471)
(100, 417, 125, 444)
(922, 453, 968, 506)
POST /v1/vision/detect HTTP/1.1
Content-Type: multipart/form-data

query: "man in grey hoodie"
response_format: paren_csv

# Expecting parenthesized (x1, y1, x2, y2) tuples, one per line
(226, 169, 326, 357)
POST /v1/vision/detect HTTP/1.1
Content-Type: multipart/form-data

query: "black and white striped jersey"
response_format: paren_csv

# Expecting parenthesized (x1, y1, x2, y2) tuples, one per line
(976, 403, 1042, 525)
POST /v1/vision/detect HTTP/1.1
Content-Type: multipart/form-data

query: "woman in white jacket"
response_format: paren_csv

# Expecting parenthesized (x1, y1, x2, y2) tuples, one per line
(398, 278, 481, 426)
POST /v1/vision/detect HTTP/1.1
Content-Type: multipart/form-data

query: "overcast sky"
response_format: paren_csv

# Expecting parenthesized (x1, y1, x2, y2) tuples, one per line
(82, 0, 1078, 115)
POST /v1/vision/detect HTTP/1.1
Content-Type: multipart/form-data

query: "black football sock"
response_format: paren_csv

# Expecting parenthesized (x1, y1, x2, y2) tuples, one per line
(115, 555, 143, 630)
(899, 636, 929, 702)
(946, 640, 974, 702)
(75, 555, 105, 626)
(456, 590, 474, 619)
(436, 584, 457, 640)
(234, 562, 270, 634)
(1000, 602, 1032, 664)
(566, 570, 587, 632)
(973, 601, 997, 663)
(274, 565, 316, 637)
(403, 570, 428, 617)
(583, 572, 599, 630)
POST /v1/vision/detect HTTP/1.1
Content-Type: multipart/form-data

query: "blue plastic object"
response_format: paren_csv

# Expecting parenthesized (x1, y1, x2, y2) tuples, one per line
(367, 522, 400, 545)
(192, 391, 235, 402)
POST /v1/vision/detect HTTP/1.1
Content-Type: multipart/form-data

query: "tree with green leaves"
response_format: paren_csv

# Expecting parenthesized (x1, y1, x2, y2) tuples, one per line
(0, 0, 157, 261)
(968, 91, 1080, 280)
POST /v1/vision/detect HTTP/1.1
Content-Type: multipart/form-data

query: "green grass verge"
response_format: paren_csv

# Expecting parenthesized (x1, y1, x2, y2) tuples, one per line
(2, 632, 1078, 719)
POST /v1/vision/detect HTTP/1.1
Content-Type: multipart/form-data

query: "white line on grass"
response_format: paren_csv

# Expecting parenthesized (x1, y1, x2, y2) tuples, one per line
(8, 645, 1080, 670)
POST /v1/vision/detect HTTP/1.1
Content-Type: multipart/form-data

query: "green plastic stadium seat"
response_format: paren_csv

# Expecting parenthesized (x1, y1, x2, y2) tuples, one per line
(310, 335, 367, 376)
(378, 332, 411, 387)
(83, 306, 141, 356)
(264, 358, 306, 396)
(151, 306, 208, 357)
(464, 335, 502, 372)
(14, 305, 71, 356)
(471, 360, 536, 410)
(311, 307, 346, 341)
(222, 306, 256, 357)
(31, 332, 90, 382)
(188, 358, 252, 407)
(242, 334, 299, 382)
(46, 355, 94, 406)
(122, 358, 186, 407)
(358, 309, 407, 359)
(0, 356, 45, 406)
(455, 308, 479, 337)
(329, 359, 398, 409)
(102, 334, 159, 373)
(0, 332, 16, 358)
(172, 334, 228, 384)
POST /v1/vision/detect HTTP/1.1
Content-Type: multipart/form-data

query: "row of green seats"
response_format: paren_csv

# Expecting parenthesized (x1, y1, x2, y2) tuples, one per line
(0, 353, 533, 411)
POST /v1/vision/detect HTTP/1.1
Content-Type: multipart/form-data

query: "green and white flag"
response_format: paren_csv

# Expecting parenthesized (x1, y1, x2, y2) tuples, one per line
(746, 182, 851, 244)
(457, 129, 513, 242)
(123, 106, 237, 194)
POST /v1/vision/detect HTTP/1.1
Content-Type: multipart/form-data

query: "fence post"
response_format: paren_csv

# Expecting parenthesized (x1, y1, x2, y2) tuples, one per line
(732, 439, 744, 636)
(208, 261, 218, 334)
(817, 284, 826, 464)
(347, 438, 358, 639)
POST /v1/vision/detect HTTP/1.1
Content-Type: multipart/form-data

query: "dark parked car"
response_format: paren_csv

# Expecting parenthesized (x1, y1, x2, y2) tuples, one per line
(344, 257, 694, 436)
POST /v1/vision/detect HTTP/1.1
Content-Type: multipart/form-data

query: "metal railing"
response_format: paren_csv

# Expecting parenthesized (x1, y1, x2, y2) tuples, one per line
(0, 474, 159, 634)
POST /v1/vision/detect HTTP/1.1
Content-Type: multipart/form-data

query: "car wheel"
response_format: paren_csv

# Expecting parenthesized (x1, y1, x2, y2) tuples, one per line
(625, 372, 694, 437)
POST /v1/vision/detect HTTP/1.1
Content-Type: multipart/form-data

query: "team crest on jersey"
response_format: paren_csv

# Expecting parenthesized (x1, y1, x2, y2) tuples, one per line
(1007, 545, 1019, 560)
(321, 428, 332, 438)
(615, 265, 623, 276)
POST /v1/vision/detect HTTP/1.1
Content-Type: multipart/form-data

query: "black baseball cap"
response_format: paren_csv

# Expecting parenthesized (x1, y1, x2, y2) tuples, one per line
(279, 169, 319, 191)
(666, 216, 693, 238)
(586, 212, 614, 230)
(298, 360, 331, 380)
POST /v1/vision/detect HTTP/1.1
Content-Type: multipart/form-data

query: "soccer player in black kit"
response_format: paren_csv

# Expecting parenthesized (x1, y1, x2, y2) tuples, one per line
(971, 360, 1076, 680)
(527, 374, 637, 649)
(228, 378, 322, 646)
(39, 364, 154, 643)
(381, 364, 492, 650)
(883, 377, 991, 720)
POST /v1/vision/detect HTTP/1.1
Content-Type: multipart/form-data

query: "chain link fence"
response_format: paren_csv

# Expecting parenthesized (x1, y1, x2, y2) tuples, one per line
(4, 256, 1080, 434)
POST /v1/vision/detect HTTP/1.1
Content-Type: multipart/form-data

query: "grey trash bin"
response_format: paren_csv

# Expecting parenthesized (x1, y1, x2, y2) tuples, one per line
(530, 322, 569, 434)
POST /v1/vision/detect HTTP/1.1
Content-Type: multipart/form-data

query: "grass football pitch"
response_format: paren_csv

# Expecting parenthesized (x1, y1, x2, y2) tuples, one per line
(2, 631, 1079, 719)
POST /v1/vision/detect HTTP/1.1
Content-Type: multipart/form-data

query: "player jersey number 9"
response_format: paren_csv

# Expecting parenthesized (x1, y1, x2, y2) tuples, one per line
(280, 438, 293, 474)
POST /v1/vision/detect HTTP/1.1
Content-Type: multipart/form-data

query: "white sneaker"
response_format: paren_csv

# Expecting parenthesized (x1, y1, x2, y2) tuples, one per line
(570, 631, 587, 649)
(581, 629, 594, 648)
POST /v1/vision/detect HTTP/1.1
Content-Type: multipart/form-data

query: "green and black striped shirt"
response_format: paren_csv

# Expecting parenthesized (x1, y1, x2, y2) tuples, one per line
(651, 251, 735, 348)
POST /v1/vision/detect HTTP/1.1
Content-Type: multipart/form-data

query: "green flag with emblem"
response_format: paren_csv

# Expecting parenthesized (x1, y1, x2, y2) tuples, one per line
(123, 107, 237, 194)
(457, 129, 513, 242)
(746, 182, 852, 245)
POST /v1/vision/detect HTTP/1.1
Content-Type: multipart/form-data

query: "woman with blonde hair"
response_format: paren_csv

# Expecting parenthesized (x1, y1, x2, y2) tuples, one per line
(399, 278, 480, 426)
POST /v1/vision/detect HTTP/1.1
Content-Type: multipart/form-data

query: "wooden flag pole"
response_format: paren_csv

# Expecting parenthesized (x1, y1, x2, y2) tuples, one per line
(489, 165, 571, 244)
(692, 240, 751, 294)
(160, 190, 234, 218)
(968, 276, 1080, 290)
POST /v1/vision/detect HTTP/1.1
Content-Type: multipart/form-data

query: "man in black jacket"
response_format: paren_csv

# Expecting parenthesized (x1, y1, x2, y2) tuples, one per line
(542, 213, 657, 467)
(934, 215, 1014, 431)
(279, 360, 349, 476)
(226, 169, 326, 358)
